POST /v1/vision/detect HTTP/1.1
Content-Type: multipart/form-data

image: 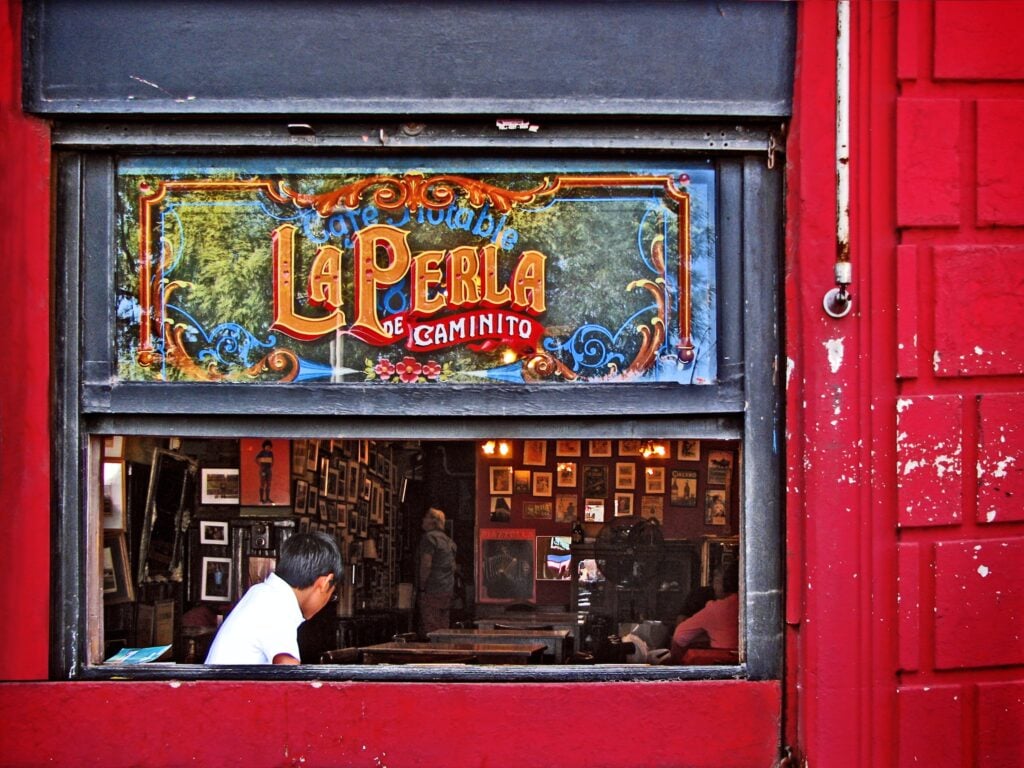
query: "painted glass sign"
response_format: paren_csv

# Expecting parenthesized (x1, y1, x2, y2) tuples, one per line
(116, 160, 716, 385)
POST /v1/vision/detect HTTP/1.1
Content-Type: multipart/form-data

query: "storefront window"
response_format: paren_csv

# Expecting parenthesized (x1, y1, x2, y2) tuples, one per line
(57, 131, 780, 681)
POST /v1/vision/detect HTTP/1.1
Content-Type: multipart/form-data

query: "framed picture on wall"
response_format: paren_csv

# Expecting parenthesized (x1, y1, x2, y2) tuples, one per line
(489, 496, 512, 522)
(582, 465, 608, 497)
(707, 449, 734, 486)
(555, 494, 578, 523)
(614, 493, 634, 517)
(523, 440, 547, 466)
(240, 438, 291, 506)
(514, 470, 532, 494)
(532, 472, 553, 497)
(588, 440, 612, 457)
(291, 439, 307, 476)
(555, 440, 581, 457)
(618, 440, 642, 457)
(523, 501, 552, 519)
(583, 498, 605, 523)
(478, 528, 536, 603)
(305, 439, 319, 472)
(536, 535, 573, 580)
(556, 461, 577, 487)
(489, 466, 513, 494)
(103, 435, 124, 459)
(705, 489, 730, 526)
(199, 520, 229, 545)
(645, 466, 666, 494)
(200, 468, 240, 505)
(293, 479, 309, 515)
(200, 556, 233, 602)
(669, 469, 698, 507)
(615, 462, 636, 490)
(640, 495, 664, 523)
(679, 439, 701, 461)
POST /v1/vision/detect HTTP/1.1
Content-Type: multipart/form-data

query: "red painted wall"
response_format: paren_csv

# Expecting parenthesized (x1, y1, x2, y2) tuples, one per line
(3, 1, 1023, 766)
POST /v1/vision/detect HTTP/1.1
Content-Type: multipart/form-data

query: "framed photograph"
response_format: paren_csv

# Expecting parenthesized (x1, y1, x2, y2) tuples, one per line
(555, 494, 578, 523)
(640, 495, 664, 523)
(370, 481, 385, 524)
(293, 478, 309, 515)
(536, 535, 573, 580)
(555, 440, 581, 457)
(489, 465, 513, 495)
(618, 439, 642, 457)
(645, 466, 666, 494)
(199, 520, 229, 545)
(679, 439, 701, 461)
(705, 489, 730, 525)
(615, 462, 636, 490)
(514, 469, 532, 494)
(200, 556, 233, 602)
(523, 501, 553, 519)
(583, 498, 606, 523)
(305, 439, 319, 472)
(291, 438, 307, 476)
(102, 460, 126, 531)
(358, 439, 370, 464)
(478, 528, 536, 603)
(240, 438, 291, 506)
(523, 440, 547, 466)
(588, 439, 612, 457)
(103, 435, 124, 459)
(532, 471, 553, 497)
(317, 498, 328, 521)
(582, 464, 608, 497)
(556, 461, 577, 488)
(614, 492, 634, 517)
(346, 460, 360, 502)
(102, 532, 134, 604)
(489, 496, 512, 523)
(670, 469, 698, 507)
(708, 449, 735, 486)
(200, 468, 240, 505)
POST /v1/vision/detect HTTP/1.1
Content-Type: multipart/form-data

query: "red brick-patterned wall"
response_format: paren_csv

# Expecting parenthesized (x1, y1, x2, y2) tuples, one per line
(892, 2, 1024, 765)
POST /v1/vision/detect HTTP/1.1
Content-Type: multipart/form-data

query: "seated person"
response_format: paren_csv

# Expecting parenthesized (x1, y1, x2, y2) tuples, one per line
(206, 532, 341, 665)
(669, 561, 739, 664)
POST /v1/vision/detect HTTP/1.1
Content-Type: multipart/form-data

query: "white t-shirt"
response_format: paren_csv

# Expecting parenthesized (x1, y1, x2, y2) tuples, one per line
(205, 573, 304, 664)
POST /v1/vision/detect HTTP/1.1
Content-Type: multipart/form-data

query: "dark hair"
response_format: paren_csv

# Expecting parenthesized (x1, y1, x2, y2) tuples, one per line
(262, 440, 273, 449)
(275, 532, 342, 589)
(720, 558, 740, 594)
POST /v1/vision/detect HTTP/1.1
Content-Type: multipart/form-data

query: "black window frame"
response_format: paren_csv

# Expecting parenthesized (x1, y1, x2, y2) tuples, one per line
(53, 120, 783, 683)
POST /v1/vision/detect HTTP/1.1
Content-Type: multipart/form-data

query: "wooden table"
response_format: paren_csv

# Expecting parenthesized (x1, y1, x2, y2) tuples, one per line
(429, 628, 572, 664)
(359, 641, 547, 665)
(473, 613, 578, 634)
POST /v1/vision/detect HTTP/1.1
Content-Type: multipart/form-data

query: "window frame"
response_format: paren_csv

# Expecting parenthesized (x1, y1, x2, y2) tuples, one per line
(53, 121, 783, 682)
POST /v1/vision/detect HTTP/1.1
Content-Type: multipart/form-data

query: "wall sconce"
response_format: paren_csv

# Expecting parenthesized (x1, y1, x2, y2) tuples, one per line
(639, 440, 667, 459)
(481, 440, 511, 457)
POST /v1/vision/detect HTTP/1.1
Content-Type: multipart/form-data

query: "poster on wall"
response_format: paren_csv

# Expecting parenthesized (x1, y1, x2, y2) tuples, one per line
(240, 438, 292, 506)
(478, 528, 536, 603)
(115, 161, 717, 387)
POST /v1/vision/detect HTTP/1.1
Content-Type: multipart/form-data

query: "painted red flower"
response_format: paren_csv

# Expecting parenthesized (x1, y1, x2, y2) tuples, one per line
(374, 358, 396, 378)
(395, 356, 423, 383)
(422, 360, 442, 380)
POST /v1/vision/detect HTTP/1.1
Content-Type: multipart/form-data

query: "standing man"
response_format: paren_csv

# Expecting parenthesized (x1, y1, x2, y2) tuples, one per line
(256, 440, 274, 504)
(206, 532, 341, 664)
(416, 507, 457, 638)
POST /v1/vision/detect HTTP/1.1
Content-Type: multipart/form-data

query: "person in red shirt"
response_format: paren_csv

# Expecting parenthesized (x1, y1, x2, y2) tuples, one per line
(669, 559, 739, 664)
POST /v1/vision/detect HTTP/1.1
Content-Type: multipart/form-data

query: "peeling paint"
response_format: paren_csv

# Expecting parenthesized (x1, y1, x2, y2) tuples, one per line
(987, 510, 998, 522)
(897, 398, 913, 413)
(993, 455, 1017, 478)
(786, 357, 795, 390)
(977, 565, 990, 578)
(824, 337, 845, 373)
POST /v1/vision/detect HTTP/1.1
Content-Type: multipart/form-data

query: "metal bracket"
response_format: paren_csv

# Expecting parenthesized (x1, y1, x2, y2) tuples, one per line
(822, 261, 853, 318)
